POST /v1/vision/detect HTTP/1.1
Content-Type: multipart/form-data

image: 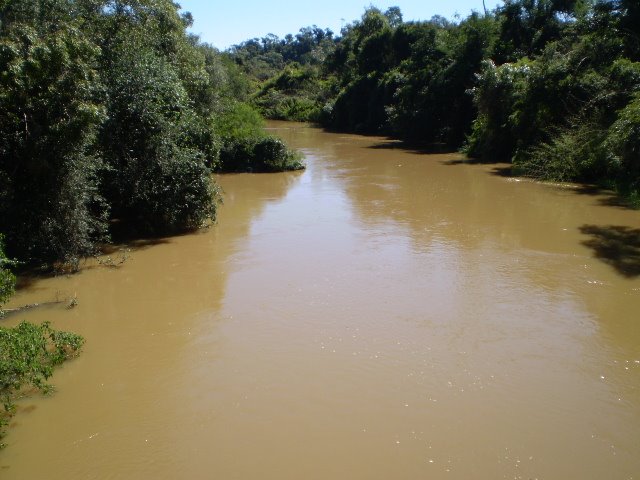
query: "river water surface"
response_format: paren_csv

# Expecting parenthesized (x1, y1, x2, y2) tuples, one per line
(2, 122, 640, 479)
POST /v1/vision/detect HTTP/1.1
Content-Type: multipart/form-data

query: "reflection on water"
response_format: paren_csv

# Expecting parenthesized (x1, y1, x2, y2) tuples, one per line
(2, 122, 639, 479)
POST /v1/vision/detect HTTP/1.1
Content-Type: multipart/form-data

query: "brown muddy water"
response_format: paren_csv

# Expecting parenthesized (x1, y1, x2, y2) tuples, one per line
(2, 122, 639, 479)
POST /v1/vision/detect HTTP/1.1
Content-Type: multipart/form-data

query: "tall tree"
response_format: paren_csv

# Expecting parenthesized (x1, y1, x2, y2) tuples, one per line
(0, 0, 107, 264)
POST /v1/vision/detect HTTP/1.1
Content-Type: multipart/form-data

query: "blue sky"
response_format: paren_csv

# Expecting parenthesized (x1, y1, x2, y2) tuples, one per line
(178, 0, 505, 50)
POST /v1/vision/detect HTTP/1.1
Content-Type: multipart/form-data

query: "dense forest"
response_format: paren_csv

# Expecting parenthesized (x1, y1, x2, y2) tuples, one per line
(0, 0, 302, 274)
(236, 0, 640, 204)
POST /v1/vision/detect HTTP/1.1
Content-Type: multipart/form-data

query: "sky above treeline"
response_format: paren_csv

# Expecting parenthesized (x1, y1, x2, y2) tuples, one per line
(179, 0, 504, 51)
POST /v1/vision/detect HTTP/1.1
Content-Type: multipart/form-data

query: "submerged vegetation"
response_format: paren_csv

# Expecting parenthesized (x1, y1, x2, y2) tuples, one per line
(0, 321, 84, 447)
(233, 0, 640, 203)
(1, 245, 83, 447)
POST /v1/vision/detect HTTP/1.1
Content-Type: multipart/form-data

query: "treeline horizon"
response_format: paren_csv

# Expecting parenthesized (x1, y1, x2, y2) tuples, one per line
(231, 0, 639, 204)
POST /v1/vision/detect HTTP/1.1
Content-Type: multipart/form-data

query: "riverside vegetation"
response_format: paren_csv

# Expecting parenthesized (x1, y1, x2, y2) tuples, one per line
(1, 235, 84, 447)
(0, 0, 302, 446)
(0, 0, 303, 270)
(234, 1, 640, 205)
(0, 320, 84, 447)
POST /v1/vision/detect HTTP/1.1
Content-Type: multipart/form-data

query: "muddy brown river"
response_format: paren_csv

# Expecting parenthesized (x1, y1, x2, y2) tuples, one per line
(2, 122, 640, 479)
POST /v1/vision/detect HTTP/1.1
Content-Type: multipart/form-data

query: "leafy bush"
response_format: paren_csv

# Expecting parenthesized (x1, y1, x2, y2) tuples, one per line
(218, 136, 304, 173)
(0, 321, 84, 446)
(0, 235, 16, 311)
(330, 74, 391, 133)
(606, 93, 640, 190)
(212, 102, 266, 142)
(465, 59, 539, 160)
(213, 102, 304, 172)
(252, 137, 304, 171)
(515, 119, 609, 182)
(100, 43, 217, 233)
(114, 144, 219, 232)
(251, 64, 334, 122)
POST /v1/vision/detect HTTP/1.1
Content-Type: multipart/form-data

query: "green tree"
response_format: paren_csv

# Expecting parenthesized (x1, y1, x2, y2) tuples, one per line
(392, 13, 496, 145)
(99, 41, 216, 232)
(0, 4, 107, 265)
(492, 0, 583, 63)
(466, 1, 640, 200)
(0, 235, 15, 311)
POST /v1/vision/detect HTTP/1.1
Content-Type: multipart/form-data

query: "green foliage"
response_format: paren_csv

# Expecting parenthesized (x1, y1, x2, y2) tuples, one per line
(355, 10, 394, 75)
(606, 92, 640, 189)
(213, 102, 265, 142)
(0, 321, 84, 445)
(91, 0, 224, 234)
(229, 26, 336, 81)
(391, 13, 496, 144)
(212, 102, 304, 172)
(492, 0, 580, 63)
(465, 5, 640, 197)
(99, 41, 216, 232)
(235, 1, 640, 197)
(253, 65, 331, 122)
(330, 73, 396, 133)
(199, 45, 253, 105)
(316, 7, 498, 142)
(0, 235, 16, 311)
(229, 27, 337, 123)
(0, 0, 302, 266)
(0, 14, 107, 265)
(322, 7, 409, 134)
(218, 136, 304, 173)
(516, 118, 609, 182)
(465, 59, 534, 160)
(256, 92, 321, 122)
